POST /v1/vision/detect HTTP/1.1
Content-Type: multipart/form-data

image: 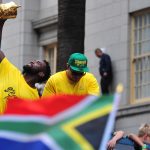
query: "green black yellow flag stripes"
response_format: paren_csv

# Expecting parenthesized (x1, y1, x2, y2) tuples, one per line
(0, 90, 122, 150)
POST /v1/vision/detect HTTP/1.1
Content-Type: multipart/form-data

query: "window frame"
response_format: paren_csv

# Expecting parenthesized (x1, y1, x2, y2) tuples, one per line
(130, 9, 150, 104)
(43, 43, 57, 75)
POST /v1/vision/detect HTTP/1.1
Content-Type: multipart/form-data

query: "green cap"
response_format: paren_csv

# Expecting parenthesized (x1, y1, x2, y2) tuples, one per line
(68, 53, 89, 73)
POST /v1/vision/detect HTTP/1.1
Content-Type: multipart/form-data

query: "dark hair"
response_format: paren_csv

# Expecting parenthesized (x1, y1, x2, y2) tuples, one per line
(39, 60, 51, 83)
(95, 48, 102, 53)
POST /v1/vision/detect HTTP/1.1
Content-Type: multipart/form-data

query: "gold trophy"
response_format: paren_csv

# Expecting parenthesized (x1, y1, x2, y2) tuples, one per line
(0, 1, 20, 19)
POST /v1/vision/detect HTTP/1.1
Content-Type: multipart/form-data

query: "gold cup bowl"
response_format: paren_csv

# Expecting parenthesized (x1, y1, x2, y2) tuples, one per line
(0, 1, 20, 19)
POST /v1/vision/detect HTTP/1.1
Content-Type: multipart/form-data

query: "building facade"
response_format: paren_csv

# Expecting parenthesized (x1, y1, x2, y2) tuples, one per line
(2, 0, 150, 133)
(85, 0, 150, 133)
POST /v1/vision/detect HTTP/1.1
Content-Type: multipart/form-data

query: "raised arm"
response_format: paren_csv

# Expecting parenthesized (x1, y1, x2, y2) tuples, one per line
(0, 50, 5, 62)
(0, 1, 20, 62)
(107, 130, 124, 149)
(0, 19, 6, 62)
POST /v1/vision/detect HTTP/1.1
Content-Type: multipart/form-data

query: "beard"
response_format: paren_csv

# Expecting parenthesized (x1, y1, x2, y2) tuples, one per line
(22, 64, 38, 74)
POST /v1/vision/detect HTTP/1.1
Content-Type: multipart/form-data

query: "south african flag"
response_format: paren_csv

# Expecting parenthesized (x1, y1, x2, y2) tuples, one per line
(0, 92, 121, 150)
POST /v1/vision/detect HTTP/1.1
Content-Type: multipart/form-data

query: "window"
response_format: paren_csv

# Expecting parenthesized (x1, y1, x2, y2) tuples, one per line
(43, 43, 57, 75)
(131, 10, 150, 103)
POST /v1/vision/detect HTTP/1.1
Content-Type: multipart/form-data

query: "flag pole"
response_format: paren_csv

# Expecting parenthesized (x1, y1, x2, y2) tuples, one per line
(99, 84, 123, 150)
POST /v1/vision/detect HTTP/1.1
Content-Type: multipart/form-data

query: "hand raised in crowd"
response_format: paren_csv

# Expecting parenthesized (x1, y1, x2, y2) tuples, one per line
(107, 138, 117, 149)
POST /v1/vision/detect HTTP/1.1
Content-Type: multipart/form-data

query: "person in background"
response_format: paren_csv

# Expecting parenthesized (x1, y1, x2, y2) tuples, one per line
(95, 48, 113, 94)
(42, 53, 100, 97)
(107, 123, 150, 150)
(0, 50, 51, 113)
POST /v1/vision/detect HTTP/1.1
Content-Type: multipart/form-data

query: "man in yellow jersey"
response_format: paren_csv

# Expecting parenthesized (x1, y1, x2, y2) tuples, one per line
(42, 53, 100, 97)
(0, 50, 51, 113)
(0, 4, 51, 113)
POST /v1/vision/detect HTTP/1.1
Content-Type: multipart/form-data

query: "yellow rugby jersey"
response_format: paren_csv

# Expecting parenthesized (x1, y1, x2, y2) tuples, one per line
(0, 58, 39, 114)
(42, 71, 100, 96)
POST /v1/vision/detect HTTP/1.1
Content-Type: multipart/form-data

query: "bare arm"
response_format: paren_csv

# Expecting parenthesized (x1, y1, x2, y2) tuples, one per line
(0, 19, 6, 62)
(0, 2, 20, 62)
(107, 131, 124, 149)
(0, 50, 5, 62)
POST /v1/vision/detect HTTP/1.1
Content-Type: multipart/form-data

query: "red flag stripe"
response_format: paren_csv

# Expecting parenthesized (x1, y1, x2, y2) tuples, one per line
(4, 95, 87, 116)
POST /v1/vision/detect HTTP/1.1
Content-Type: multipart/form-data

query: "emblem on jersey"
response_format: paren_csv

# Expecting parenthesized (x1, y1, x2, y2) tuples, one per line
(4, 87, 16, 100)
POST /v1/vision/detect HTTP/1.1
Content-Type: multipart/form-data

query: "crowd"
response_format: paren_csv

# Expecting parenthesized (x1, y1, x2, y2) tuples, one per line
(107, 123, 150, 150)
(1, 45, 149, 149)
(0, 3, 149, 149)
(0, 48, 100, 113)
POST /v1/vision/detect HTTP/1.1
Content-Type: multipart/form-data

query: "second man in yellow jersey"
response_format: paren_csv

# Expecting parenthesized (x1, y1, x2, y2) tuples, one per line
(42, 53, 100, 96)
